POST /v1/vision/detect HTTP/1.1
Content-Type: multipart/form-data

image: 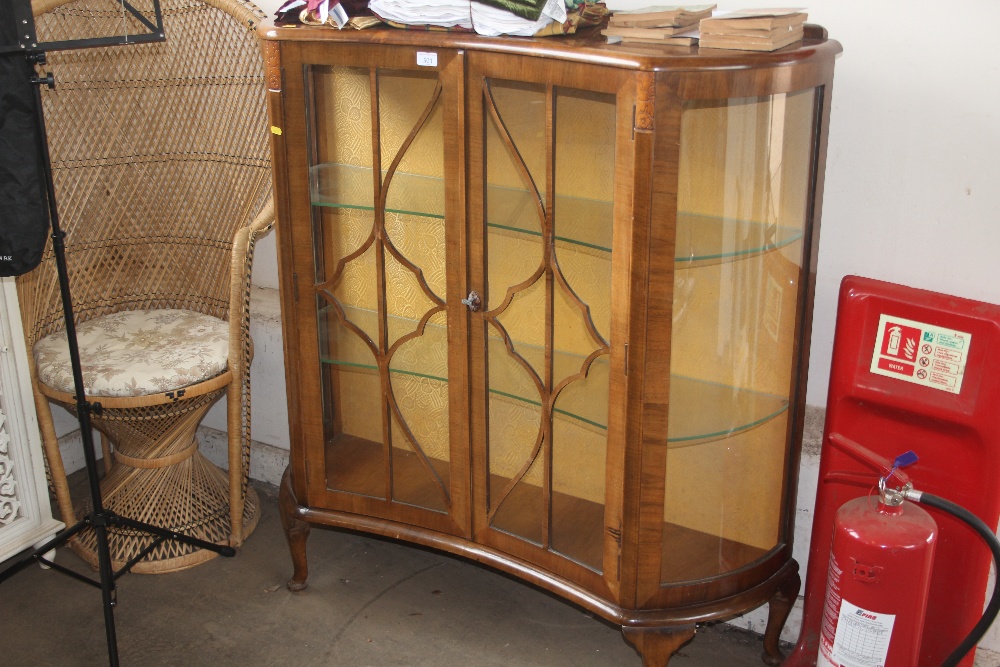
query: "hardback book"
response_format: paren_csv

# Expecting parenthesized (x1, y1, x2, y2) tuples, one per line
(608, 4, 715, 28)
(699, 24, 804, 51)
(607, 16, 703, 29)
(703, 23, 800, 38)
(603, 24, 697, 38)
(627, 34, 698, 45)
(604, 29, 699, 45)
(700, 8, 806, 33)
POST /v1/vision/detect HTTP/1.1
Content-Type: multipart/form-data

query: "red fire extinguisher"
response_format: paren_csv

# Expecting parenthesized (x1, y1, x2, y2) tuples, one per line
(818, 463, 937, 667)
(815, 441, 1000, 667)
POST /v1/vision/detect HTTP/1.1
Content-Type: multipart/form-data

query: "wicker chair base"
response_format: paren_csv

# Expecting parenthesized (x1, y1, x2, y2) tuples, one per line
(59, 387, 259, 573)
(70, 451, 260, 574)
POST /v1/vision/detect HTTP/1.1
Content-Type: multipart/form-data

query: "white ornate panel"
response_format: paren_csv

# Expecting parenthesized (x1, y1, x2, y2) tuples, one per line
(0, 277, 62, 564)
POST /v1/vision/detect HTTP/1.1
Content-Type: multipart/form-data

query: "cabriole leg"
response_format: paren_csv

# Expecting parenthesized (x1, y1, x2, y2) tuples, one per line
(622, 625, 697, 667)
(762, 563, 801, 665)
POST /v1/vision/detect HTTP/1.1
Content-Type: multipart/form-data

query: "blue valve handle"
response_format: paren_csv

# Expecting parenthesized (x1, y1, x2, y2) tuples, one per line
(886, 450, 919, 483)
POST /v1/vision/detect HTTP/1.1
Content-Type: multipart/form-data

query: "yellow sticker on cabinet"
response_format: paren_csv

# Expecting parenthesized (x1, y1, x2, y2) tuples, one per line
(870, 313, 970, 394)
(271, 126, 283, 135)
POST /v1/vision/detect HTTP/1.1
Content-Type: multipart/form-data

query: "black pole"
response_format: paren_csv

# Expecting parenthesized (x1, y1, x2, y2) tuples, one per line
(29, 60, 120, 667)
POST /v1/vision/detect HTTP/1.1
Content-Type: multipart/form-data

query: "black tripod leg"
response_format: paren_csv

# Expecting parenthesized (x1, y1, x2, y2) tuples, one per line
(0, 517, 91, 584)
(92, 517, 120, 667)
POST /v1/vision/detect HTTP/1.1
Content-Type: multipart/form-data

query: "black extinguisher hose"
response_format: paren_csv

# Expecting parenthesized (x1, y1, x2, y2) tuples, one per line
(907, 489, 1000, 667)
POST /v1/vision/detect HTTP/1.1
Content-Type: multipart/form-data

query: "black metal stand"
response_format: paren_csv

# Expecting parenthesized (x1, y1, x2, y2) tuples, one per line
(0, 55, 235, 667)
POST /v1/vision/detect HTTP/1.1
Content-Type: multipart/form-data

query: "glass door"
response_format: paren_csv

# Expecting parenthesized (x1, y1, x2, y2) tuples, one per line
(302, 48, 467, 535)
(467, 57, 632, 585)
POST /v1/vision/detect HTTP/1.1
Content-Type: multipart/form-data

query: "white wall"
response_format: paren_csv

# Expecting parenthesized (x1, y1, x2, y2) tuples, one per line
(790, 0, 1000, 406)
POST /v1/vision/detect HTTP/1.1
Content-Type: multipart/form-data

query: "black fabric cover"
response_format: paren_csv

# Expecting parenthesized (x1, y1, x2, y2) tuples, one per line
(0, 4, 51, 277)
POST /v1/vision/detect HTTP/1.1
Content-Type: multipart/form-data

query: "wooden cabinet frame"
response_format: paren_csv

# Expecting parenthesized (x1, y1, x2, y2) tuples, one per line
(262, 23, 840, 665)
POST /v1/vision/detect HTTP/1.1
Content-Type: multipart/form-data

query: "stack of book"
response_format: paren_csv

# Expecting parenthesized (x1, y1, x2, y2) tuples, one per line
(699, 9, 807, 51)
(602, 4, 715, 46)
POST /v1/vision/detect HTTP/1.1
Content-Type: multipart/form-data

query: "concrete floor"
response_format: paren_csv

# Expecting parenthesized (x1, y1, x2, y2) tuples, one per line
(1, 482, 783, 666)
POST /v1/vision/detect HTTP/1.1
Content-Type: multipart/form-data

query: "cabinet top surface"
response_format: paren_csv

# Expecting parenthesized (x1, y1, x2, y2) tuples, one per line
(259, 20, 841, 71)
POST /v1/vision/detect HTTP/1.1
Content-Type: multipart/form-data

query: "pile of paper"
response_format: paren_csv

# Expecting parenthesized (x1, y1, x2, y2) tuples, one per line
(368, 0, 474, 29)
(368, 0, 574, 34)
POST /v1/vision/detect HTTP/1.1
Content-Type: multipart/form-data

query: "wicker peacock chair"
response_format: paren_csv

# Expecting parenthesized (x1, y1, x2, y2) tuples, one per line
(16, 0, 273, 573)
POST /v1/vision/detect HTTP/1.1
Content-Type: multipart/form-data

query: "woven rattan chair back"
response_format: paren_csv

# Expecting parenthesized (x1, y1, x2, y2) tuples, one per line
(19, 0, 271, 346)
(16, 0, 273, 573)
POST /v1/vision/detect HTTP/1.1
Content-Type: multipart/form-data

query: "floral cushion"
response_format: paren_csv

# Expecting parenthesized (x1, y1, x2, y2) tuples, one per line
(33, 309, 230, 398)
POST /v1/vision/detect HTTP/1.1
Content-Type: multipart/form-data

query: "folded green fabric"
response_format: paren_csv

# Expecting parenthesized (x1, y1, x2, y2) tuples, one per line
(476, 0, 552, 22)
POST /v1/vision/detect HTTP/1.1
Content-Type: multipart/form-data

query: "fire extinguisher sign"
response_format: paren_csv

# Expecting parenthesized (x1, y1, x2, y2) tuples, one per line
(870, 314, 971, 394)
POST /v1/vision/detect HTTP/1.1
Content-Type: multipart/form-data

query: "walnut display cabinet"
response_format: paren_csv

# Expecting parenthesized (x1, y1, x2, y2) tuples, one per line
(261, 21, 839, 665)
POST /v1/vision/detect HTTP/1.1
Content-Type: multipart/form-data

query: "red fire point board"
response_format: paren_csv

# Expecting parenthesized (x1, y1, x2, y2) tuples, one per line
(869, 314, 971, 394)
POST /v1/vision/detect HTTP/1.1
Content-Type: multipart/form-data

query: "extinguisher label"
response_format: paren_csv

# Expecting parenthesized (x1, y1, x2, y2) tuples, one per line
(870, 314, 971, 394)
(826, 599, 896, 667)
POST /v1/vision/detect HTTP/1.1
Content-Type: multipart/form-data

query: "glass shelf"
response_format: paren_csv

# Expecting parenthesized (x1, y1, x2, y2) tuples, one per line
(317, 304, 788, 447)
(673, 213, 802, 268)
(310, 163, 801, 261)
(311, 163, 446, 219)
(665, 376, 788, 447)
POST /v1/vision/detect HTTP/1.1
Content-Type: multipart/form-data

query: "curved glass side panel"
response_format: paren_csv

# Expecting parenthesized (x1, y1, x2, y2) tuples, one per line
(661, 88, 819, 584)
